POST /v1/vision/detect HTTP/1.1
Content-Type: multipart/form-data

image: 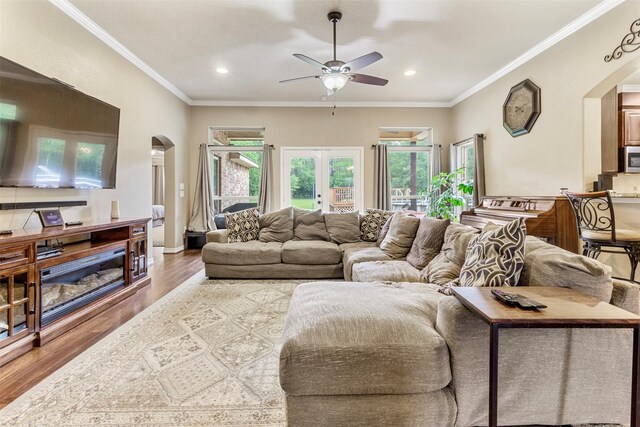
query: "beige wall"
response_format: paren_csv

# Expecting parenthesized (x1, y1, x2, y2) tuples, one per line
(451, 0, 640, 196)
(189, 107, 452, 210)
(0, 0, 190, 252)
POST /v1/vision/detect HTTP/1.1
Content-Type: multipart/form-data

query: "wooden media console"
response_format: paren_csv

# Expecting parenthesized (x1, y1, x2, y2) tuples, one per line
(0, 218, 151, 366)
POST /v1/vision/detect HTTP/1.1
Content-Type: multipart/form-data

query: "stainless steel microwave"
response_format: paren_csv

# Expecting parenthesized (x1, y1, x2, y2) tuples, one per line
(624, 146, 640, 173)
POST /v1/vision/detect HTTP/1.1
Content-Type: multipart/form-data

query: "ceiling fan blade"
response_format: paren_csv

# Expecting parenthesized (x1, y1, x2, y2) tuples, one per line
(349, 73, 388, 86)
(279, 75, 320, 83)
(293, 54, 330, 71)
(341, 52, 383, 72)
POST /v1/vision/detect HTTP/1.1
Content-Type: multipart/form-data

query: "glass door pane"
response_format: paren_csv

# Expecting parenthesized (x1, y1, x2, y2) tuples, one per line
(327, 157, 355, 212)
(289, 157, 317, 210)
(282, 148, 362, 212)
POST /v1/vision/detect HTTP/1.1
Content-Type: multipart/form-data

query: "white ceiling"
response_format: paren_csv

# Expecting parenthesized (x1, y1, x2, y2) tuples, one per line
(64, 0, 614, 105)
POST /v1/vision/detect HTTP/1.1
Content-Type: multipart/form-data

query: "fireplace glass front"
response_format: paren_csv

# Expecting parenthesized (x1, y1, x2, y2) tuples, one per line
(40, 247, 126, 326)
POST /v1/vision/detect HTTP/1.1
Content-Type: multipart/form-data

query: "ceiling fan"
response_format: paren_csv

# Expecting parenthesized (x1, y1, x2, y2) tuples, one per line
(279, 11, 388, 95)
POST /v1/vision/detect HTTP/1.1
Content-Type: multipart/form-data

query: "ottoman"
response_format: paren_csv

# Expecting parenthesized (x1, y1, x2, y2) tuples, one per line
(279, 281, 457, 426)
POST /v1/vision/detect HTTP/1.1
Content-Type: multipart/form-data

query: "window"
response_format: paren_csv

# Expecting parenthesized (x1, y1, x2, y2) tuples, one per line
(451, 134, 485, 211)
(379, 128, 436, 212)
(208, 128, 264, 213)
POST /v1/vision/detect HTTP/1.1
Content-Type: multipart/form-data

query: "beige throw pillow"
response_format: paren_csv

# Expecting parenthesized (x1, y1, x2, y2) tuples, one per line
(324, 212, 361, 244)
(379, 213, 420, 258)
(406, 217, 450, 270)
(293, 208, 331, 241)
(258, 207, 293, 243)
(421, 223, 479, 285)
(376, 215, 395, 247)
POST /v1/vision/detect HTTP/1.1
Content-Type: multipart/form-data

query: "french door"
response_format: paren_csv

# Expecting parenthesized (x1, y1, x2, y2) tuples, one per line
(281, 148, 363, 212)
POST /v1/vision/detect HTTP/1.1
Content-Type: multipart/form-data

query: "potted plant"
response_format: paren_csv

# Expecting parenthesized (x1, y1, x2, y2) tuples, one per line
(425, 168, 474, 221)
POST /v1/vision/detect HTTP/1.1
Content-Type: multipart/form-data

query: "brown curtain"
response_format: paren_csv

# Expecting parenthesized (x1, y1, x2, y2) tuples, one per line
(152, 165, 164, 205)
(374, 144, 392, 210)
(187, 144, 216, 232)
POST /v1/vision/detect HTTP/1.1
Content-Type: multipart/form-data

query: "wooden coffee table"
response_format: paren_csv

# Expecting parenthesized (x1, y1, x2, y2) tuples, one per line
(451, 286, 640, 427)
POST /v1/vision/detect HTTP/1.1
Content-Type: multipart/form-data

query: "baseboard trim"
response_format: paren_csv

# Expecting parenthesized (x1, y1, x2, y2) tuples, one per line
(163, 245, 185, 254)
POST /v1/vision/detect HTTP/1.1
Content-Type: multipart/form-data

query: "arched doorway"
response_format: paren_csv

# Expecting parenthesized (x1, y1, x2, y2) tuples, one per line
(151, 135, 175, 254)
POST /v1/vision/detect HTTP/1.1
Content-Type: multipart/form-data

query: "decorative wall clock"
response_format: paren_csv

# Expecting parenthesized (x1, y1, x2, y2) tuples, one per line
(503, 79, 541, 137)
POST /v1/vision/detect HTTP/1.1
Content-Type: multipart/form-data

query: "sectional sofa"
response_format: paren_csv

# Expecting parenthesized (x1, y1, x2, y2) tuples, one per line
(201, 207, 640, 426)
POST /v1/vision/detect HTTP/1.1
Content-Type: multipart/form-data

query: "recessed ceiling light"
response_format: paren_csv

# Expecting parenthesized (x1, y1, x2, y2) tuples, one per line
(404, 70, 416, 76)
(216, 67, 229, 74)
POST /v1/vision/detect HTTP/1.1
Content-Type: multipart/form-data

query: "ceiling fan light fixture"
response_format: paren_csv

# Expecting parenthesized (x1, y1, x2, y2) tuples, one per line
(321, 73, 349, 91)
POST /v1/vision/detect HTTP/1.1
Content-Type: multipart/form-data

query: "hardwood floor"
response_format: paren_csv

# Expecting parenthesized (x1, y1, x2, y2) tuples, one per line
(0, 247, 203, 409)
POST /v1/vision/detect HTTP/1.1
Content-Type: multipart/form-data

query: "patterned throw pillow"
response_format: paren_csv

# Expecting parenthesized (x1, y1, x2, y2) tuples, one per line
(225, 208, 260, 243)
(360, 209, 394, 242)
(458, 218, 527, 288)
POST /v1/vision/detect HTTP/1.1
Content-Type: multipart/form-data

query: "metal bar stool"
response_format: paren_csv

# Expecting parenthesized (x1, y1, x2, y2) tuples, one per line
(565, 191, 640, 282)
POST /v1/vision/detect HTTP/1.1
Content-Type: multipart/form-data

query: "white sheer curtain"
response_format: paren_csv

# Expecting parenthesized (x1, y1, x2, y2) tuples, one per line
(187, 144, 216, 232)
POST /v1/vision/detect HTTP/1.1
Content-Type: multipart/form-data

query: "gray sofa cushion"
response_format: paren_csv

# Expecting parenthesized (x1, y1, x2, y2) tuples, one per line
(201, 241, 282, 265)
(281, 240, 341, 265)
(352, 260, 423, 283)
(379, 213, 420, 258)
(342, 245, 393, 281)
(280, 281, 452, 396)
(293, 208, 331, 241)
(518, 236, 613, 302)
(360, 209, 394, 242)
(422, 223, 479, 285)
(407, 217, 450, 270)
(339, 241, 376, 253)
(324, 211, 361, 244)
(258, 206, 293, 243)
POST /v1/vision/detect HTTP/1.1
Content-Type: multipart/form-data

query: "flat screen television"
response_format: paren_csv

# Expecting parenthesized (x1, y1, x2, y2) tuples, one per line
(0, 56, 119, 189)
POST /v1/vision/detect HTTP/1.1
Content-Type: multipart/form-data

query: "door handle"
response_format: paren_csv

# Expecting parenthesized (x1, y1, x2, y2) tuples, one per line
(317, 194, 321, 198)
(317, 201, 321, 205)
(28, 282, 36, 315)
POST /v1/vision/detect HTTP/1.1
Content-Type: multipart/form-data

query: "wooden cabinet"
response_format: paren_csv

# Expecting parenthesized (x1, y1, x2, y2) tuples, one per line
(621, 109, 640, 146)
(0, 218, 151, 364)
(0, 265, 35, 348)
(619, 92, 640, 148)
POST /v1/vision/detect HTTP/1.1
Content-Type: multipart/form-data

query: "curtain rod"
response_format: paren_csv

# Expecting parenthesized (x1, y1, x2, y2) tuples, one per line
(370, 143, 441, 148)
(207, 144, 274, 148)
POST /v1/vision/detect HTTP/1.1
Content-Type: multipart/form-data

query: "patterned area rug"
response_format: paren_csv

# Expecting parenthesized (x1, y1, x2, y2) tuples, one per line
(0, 272, 305, 426)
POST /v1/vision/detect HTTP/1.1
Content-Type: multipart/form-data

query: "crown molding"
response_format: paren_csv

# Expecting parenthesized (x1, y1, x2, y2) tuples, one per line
(49, 0, 192, 104)
(449, 0, 626, 107)
(190, 100, 451, 108)
(619, 84, 640, 92)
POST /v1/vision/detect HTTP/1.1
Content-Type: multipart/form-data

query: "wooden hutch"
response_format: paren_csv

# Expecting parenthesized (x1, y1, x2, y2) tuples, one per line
(0, 218, 150, 365)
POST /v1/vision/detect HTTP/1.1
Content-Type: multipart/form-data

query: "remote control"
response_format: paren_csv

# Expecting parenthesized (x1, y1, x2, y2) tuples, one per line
(513, 294, 547, 310)
(491, 289, 518, 306)
(0, 229, 13, 235)
(65, 221, 83, 226)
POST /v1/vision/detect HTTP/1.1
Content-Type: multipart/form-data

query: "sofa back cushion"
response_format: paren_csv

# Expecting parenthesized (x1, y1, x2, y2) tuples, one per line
(458, 218, 526, 288)
(376, 214, 395, 247)
(225, 208, 261, 243)
(518, 236, 613, 302)
(360, 209, 394, 242)
(407, 217, 450, 270)
(293, 208, 331, 241)
(422, 223, 479, 285)
(379, 212, 420, 258)
(259, 207, 294, 243)
(324, 212, 361, 244)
